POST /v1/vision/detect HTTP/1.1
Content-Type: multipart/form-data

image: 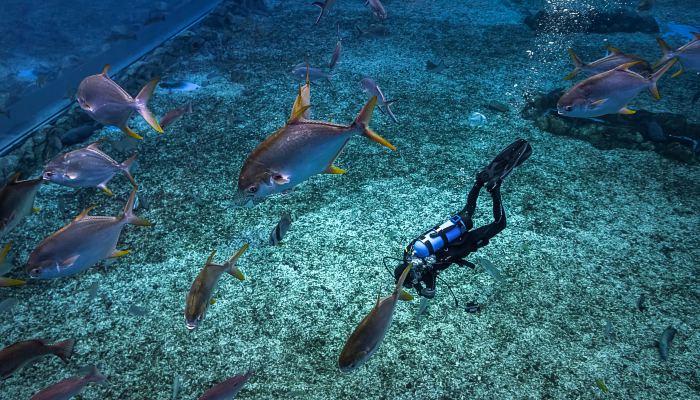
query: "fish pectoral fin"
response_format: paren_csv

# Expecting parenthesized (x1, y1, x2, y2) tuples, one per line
(110, 249, 131, 258)
(615, 61, 643, 71)
(399, 290, 414, 301)
(120, 125, 144, 140)
(209, 297, 217, 305)
(228, 267, 245, 281)
(61, 255, 80, 269)
(32, 207, 41, 214)
(619, 107, 636, 115)
(671, 65, 685, 78)
(325, 165, 347, 174)
(272, 174, 290, 185)
(590, 98, 608, 107)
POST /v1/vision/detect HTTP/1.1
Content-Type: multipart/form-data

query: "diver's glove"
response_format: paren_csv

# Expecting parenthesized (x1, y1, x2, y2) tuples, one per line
(477, 138, 532, 191)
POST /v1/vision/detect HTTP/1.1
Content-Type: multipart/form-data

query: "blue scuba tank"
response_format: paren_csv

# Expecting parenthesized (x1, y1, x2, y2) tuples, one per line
(413, 215, 467, 258)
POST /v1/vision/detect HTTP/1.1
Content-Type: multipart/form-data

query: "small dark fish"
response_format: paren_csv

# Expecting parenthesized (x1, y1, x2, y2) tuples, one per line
(0, 339, 75, 379)
(26, 188, 151, 279)
(172, 375, 182, 400)
(637, 0, 655, 12)
(476, 257, 503, 282)
(0, 297, 19, 314)
(161, 102, 193, 130)
(0, 173, 44, 240)
(365, 0, 387, 19)
(77, 64, 163, 140)
(145, 10, 167, 25)
(645, 121, 667, 142)
(355, 24, 389, 38)
(595, 378, 609, 393)
(290, 63, 332, 82)
(657, 326, 677, 361)
(159, 81, 201, 92)
(31, 365, 106, 400)
(87, 281, 100, 301)
(128, 304, 148, 317)
(464, 301, 481, 313)
(425, 59, 446, 73)
(269, 213, 292, 245)
(198, 370, 253, 400)
(329, 24, 342, 70)
(184, 244, 248, 330)
(60, 124, 99, 147)
(311, 0, 335, 25)
(637, 293, 646, 312)
(360, 78, 398, 123)
(338, 265, 412, 372)
(485, 101, 510, 113)
(668, 135, 700, 153)
(43, 141, 137, 195)
(107, 24, 137, 41)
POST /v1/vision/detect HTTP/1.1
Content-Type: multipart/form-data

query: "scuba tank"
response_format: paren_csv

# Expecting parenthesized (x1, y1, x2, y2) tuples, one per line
(412, 215, 467, 258)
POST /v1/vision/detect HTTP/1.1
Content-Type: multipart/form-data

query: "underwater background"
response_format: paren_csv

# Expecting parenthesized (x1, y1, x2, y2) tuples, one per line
(0, 0, 698, 398)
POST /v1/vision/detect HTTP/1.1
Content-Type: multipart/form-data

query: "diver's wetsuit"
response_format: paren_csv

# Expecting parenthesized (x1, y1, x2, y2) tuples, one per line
(395, 139, 530, 299)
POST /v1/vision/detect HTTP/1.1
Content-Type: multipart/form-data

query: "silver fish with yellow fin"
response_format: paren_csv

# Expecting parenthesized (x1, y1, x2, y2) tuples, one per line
(184, 243, 248, 330)
(338, 265, 413, 372)
(654, 33, 700, 77)
(0, 242, 25, 287)
(557, 59, 676, 119)
(0, 173, 43, 240)
(236, 94, 395, 205)
(43, 141, 137, 196)
(26, 188, 151, 279)
(76, 64, 163, 140)
(564, 46, 651, 80)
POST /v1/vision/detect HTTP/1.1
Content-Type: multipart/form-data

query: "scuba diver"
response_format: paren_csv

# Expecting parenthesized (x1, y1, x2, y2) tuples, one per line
(394, 138, 532, 303)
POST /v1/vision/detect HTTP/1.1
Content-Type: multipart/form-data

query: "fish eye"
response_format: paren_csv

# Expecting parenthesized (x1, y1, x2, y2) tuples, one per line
(29, 267, 42, 277)
(565, 106, 573, 112)
(247, 185, 258, 194)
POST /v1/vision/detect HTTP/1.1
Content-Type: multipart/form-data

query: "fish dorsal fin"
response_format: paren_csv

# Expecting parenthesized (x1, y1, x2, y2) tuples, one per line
(291, 85, 304, 119)
(615, 61, 642, 71)
(101, 64, 111, 76)
(606, 45, 622, 55)
(74, 205, 97, 221)
(287, 105, 311, 124)
(205, 249, 217, 265)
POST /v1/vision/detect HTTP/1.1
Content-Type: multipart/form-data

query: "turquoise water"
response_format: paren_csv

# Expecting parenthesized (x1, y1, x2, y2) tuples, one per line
(0, 0, 699, 399)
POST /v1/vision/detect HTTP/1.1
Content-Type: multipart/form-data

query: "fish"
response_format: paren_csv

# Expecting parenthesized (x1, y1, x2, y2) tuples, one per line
(365, 0, 387, 19)
(31, 365, 106, 400)
(236, 96, 394, 205)
(564, 46, 651, 80)
(311, 0, 335, 25)
(161, 102, 193, 130)
(289, 62, 332, 83)
(159, 81, 201, 92)
(184, 243, 248, 330)
(425, 59, 446, 73)
(595, 378, 609, 393)
(43, 141, 138, 196)
(329, 24, 342, 70)
(637, 293, 646, 312)
(476, 257, 503, 282)
(172, 375, 182, 400)
(128, 304, 148, 317)
(637, 0, 655, 12)
(269, 213, 292, 245)
(646, 121, 667, 142)
(0, 339, 75, 379)
(557, 60, 676, 118)
(0, 242, 24, 287)
(87, 281, 100, 301)
(0, 297, 19, 314)
(654, 33, 700, 77)
(25, 188, 151, 279)
(338, 265, 412, 372)
(76, 64, 163, 140)
(0, 173, 44, 240)
(657, 326, 677, 361)
(198, 370, 253, 400)
(60, 124, 100, 147)
(355, 24, 390, 38)
(360, 78, 398, 123)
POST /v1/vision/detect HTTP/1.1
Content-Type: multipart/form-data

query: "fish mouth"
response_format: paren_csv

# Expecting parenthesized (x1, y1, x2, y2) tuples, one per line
(185, 320, 198, 331)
